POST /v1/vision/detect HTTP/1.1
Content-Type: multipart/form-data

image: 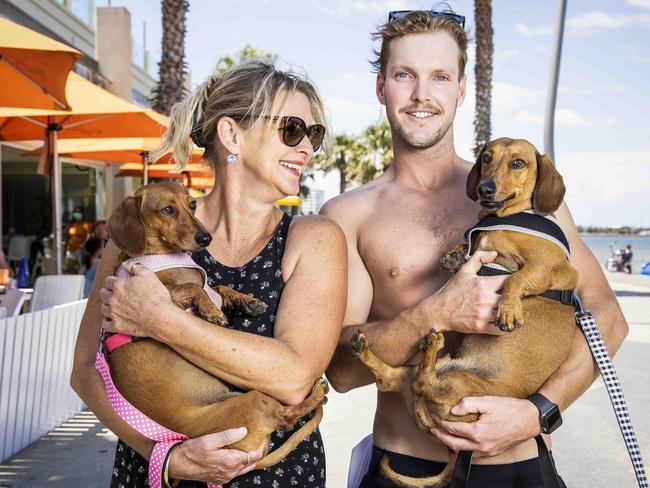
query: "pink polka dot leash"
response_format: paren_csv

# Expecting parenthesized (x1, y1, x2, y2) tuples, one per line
(95, 352, 222, 488)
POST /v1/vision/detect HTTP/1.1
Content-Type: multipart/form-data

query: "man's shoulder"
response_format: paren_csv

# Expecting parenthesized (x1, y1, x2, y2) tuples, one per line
(320, 179, 387, 227)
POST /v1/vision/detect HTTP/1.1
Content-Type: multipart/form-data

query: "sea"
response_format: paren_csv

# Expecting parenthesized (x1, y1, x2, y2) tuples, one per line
(582, 235, 650, 274)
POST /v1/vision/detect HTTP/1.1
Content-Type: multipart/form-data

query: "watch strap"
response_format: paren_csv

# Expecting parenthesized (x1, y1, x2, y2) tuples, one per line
(528, 392, 561, 434)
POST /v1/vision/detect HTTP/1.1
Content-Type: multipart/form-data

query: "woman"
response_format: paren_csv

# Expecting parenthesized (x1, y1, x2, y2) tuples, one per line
(71, 60, 347, 487)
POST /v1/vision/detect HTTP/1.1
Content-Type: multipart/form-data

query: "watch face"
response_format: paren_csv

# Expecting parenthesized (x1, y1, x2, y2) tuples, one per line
(545, 408, 563, 433)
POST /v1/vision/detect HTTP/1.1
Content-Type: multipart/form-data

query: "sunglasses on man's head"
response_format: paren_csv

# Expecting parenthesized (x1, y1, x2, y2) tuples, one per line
(388, 10, 466, 28)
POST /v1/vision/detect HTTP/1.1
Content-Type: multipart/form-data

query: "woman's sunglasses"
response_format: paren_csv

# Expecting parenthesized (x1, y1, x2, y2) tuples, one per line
(231, 114, 325, 151)
(273, 116, 325, 152)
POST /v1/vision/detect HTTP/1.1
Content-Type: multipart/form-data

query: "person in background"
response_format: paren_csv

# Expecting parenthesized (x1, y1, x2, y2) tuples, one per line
(92, 220, 110, 245)
(621, 244, 633, 273)
(82, 237, 103, 298)
(65, 206, 93, 273)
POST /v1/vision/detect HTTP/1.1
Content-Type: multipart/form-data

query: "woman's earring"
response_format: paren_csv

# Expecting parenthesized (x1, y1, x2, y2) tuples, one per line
(226, 154, 237, 164)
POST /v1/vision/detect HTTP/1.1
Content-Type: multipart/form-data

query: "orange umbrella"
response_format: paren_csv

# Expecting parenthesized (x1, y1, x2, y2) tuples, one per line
(0, 18, 80, 110)
(0, 72, 167, 141)
(0, 73, 168, 273)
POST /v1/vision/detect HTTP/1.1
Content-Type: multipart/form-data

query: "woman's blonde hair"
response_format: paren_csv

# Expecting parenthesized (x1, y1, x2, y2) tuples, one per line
(152, 60, 330, 168)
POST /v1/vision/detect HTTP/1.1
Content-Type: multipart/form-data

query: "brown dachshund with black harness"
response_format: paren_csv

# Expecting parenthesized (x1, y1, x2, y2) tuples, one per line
(351, 138, 578, 487)
(104, 182, 328, 469)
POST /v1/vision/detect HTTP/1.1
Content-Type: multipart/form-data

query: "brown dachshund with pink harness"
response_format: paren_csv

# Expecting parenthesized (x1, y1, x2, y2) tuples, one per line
(96, 182, 328, 486)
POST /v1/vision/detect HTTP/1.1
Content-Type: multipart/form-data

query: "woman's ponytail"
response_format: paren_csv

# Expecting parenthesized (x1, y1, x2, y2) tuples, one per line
(150, 74, 219, 168)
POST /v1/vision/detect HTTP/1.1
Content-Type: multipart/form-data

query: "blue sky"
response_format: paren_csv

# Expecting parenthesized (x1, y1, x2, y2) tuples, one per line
(105, 0, 650, 227)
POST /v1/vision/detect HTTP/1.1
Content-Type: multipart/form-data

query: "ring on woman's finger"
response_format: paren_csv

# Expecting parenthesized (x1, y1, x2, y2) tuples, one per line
(129, 262, 143, 275)
(246, 451, 250, 465)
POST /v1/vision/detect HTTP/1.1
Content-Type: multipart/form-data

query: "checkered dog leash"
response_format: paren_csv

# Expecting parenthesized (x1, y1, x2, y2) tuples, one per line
(573, 295, 648, 488)
(452, 299, 649, 488)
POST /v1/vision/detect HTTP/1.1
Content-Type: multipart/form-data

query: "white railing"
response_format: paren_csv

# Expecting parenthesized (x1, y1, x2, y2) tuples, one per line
(0, 300, 87, 462)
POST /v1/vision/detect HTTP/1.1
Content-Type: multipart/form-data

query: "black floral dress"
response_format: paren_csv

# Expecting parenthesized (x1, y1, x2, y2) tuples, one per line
(110, 212, 326, 488)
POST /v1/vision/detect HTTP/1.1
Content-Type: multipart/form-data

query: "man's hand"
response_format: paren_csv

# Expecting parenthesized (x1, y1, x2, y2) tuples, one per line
(430, 396, 541, 457)
(168, 427, 265, 484)
(428, 251, 507, 335)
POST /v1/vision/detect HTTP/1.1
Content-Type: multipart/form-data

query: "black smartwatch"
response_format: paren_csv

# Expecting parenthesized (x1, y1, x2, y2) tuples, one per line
(528, 392, 562, 434)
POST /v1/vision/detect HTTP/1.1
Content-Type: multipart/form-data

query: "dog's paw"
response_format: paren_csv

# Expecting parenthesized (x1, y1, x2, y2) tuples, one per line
(419, 330, 444, 351)
(241, 298, 268, 316)
(205, 309, 228, 326)
(497, 302, 524, 332)
(351, 330, 368, 358)
(440, 245, 468, 273)
(312, 378, 329, 398)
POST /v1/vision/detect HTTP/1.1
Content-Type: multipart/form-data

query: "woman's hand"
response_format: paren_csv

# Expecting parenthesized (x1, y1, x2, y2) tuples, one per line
(100, 263, 174, 340)
(168, 427, 265, 484)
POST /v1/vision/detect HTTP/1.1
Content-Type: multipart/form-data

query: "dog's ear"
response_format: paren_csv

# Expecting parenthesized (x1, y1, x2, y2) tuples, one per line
(108, 194, 147, 256)
(466, 146, 484, 201)
(532, 152, 566, 215)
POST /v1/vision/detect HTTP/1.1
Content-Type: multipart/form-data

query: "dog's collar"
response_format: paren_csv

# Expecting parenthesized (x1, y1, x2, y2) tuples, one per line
(464, 211, 570, 260)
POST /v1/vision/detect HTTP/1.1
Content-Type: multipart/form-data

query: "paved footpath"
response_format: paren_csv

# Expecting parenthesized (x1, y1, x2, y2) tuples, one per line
(1, 272, 648, 487)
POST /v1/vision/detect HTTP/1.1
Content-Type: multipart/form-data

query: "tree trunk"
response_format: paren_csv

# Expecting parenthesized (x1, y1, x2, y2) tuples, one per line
(151, 0, 189, 115)
(339, 151, 347, 194)
(473, 0, 493, 158)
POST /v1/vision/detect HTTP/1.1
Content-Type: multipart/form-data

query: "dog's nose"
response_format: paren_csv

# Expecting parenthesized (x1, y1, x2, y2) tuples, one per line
(195, 231, 212, 247)
(477, 181, 497, 199)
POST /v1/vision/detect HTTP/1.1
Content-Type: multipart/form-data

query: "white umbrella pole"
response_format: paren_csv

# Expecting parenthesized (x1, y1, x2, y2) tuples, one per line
(0, 143, 3, 250)
(50, 120, 63, 275)
(544, 0, 567, 163)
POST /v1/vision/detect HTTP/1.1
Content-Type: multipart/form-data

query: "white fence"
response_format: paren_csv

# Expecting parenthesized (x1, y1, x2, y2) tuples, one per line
(0, 300, 87, 462)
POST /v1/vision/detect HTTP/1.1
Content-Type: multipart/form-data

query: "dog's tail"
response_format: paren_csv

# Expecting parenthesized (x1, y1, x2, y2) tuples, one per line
(254, 405, 323, 469)
(378, 451, 457, 488)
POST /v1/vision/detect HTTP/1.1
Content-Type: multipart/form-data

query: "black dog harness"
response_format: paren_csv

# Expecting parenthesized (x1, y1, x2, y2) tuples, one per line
(464, 211, 577, 309)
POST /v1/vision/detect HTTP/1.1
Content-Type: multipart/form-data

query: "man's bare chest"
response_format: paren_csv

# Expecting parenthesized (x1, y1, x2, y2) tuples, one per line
(358, 200, 477, 317)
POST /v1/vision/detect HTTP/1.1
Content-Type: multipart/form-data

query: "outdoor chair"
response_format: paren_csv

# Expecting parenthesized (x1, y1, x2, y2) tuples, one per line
(6, 235, 34, 265)
(31, 255, 57, 278)
(30, 275, 85, 312)
(0, 288, 28, 317)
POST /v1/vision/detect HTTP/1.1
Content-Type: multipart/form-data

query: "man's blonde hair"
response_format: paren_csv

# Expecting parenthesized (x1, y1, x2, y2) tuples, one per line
(153, 60, 329, 167)
(371, 10, 469, 80)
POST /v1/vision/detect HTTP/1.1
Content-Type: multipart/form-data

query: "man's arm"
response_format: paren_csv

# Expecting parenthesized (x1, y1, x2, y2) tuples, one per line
(538, 202, 628, 408)
(321, 197, 506, 393)
(321, 197, 392, 392)
(430, 202, 629, 456)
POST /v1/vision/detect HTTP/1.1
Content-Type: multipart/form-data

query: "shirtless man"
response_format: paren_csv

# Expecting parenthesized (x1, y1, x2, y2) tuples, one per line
(321, 10, 628, 487)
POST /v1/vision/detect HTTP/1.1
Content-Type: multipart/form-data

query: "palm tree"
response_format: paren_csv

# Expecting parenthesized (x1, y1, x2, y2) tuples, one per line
(356, 119, 392, 182)
(312, 134, 363, 194)
(151, 0, 189, 115)
(473, 0, 493, 157)
(215, 44, 278, 73)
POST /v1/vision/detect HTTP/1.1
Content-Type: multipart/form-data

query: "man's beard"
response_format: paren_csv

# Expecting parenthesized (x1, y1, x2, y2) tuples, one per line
(388, 107, 456, 150)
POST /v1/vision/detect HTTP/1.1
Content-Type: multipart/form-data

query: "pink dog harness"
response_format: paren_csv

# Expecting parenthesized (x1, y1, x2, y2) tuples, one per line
(96, 252, 223, 488)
